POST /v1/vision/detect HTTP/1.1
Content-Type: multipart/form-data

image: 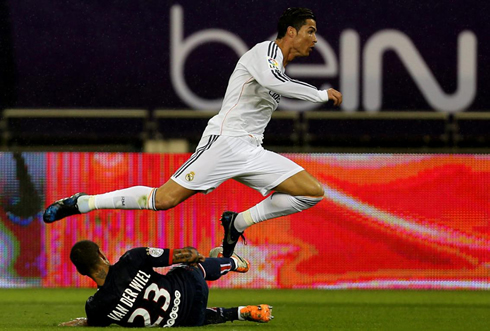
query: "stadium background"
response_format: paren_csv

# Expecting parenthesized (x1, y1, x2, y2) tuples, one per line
(0, 0, 489, 291)
(2, 153, 489, 289)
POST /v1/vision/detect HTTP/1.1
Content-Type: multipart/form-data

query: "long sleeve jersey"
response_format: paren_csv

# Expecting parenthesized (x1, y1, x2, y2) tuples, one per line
(201, 40, 329, 142)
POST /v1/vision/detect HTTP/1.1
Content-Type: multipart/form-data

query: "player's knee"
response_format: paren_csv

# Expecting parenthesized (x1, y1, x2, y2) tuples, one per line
(154, 190, 180, 211)
(153, 181, 196, 211)
(308, 181, 324, 198)
(154, 197, 179, 210)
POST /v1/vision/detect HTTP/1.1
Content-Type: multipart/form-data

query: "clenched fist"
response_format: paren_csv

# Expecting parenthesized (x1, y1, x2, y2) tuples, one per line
(327, 88, 342, 106)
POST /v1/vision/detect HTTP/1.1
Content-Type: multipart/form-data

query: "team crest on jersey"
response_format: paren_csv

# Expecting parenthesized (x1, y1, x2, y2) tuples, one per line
(267, 57, 280, 70)
(148, 247, 164, 257)
(185, 171, 195, 181)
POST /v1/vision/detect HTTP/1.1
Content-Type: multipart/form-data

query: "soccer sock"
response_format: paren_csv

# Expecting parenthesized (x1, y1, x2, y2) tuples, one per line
(198, 258, 236, 280)
(237, 306, 247, 320)
(204, 307, 239, 324)
(77, 186, 157, 213)
(224, 308, 239, 321)
(234, 192, 323, 232)
(233, 211, 254, 233)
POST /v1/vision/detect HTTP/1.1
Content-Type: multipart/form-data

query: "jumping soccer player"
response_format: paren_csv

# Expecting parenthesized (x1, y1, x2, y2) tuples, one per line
(59, 240, 272, 327)
(44, 7, 342, 258)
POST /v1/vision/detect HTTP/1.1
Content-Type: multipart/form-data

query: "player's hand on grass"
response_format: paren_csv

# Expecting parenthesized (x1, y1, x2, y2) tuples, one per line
(173, 247, 205, 266)
(59, 317, 88, 327)
(327, 88, 342, 106)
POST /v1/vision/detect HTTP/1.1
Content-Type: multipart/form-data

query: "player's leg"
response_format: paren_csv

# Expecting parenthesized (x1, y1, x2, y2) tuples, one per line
(273, 168, 324, 196)
(203, 305, 273, 325)
(42, 181, 196, 223)
(221, 150, 324, 257)
(197, 248, 249, 281)
(200, 247, 272, 325)
(203, 307, 236, 324)
(43, 135, 226, 223)
(239, 170, 324, 227)
(82, 180, 196, 211)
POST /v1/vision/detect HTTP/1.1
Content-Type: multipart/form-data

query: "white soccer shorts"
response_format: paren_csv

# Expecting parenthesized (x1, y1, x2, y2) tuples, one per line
(171, 135, 304, 196)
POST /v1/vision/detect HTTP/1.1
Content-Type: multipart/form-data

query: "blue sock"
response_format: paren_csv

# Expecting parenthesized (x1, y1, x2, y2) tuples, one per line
(199, 258, 236, 280)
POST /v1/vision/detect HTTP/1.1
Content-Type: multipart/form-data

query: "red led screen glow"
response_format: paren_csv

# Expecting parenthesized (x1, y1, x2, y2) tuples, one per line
(1, 153, 489, 289)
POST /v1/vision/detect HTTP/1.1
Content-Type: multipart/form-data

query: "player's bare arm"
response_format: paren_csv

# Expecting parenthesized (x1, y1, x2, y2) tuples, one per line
(59, 317, 88, 327)
(173, 247, 205, 265)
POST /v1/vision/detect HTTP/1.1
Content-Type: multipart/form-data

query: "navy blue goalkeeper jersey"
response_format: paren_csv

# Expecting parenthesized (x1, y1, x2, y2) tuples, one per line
(85, 247, 208, 327)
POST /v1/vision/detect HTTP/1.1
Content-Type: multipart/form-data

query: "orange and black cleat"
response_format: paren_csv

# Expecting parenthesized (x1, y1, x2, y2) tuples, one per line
(240, 304, 274, 323)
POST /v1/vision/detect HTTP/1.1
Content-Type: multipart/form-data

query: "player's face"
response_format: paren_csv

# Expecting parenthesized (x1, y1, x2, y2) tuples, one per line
(292, 19, 317, 57)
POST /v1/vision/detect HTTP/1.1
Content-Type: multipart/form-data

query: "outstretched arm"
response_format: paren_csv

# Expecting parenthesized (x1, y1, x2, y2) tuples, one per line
(244, 42, 342, 105)
(59, 317, 88, 327)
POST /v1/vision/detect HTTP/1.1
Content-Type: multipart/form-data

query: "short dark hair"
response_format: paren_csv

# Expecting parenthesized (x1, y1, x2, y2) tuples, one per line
(70, 240, 100, 276)
(277, 7, 316, 39)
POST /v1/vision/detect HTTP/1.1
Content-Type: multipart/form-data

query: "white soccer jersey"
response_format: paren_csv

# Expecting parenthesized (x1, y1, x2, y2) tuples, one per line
(201, 41, 329, 142)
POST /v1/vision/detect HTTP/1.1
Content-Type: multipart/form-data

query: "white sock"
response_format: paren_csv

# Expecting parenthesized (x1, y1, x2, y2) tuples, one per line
(234, 193, 323, 232)
(233, 211, 255, 232)
(237, 306, 246, 320)
(77, 186, 157, 213)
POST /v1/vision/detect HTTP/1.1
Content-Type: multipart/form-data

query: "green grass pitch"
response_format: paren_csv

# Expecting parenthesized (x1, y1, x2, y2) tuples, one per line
(1, 288, 489, 330)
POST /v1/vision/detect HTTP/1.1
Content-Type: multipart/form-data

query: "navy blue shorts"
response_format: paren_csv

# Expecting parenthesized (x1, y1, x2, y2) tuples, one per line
(171, 266, 209, 327)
